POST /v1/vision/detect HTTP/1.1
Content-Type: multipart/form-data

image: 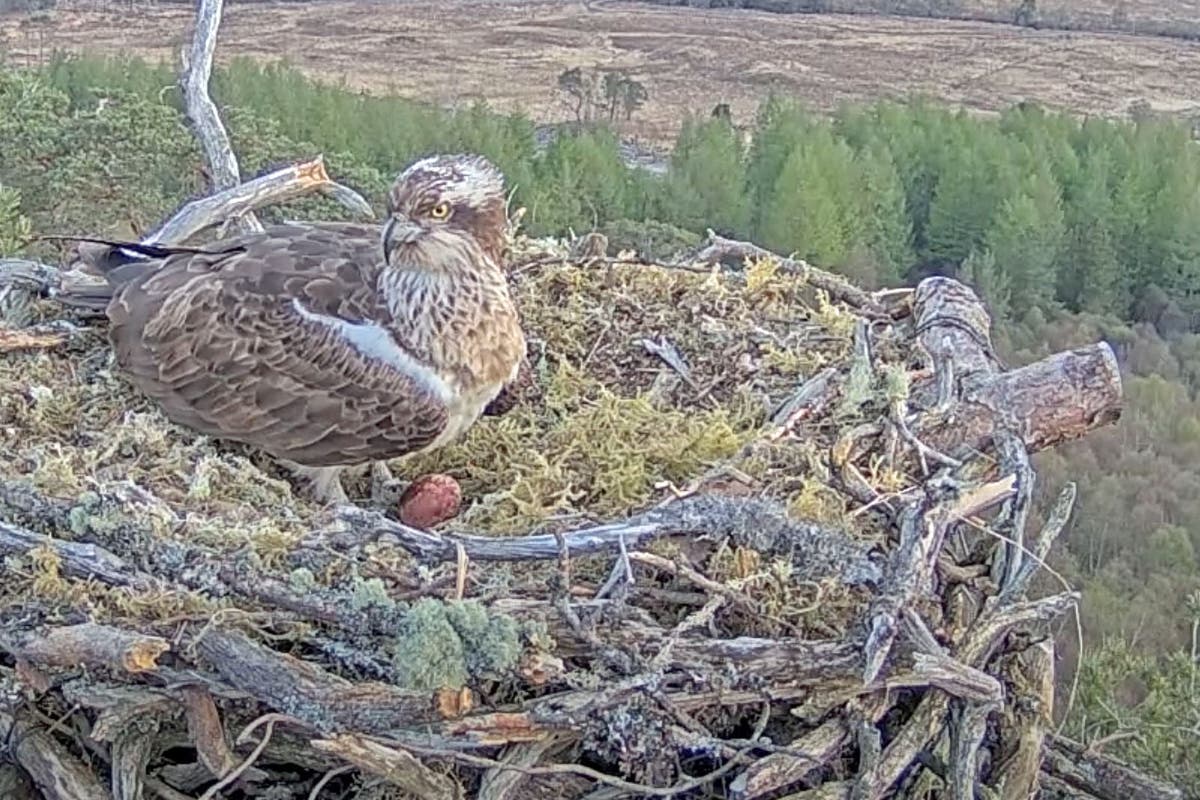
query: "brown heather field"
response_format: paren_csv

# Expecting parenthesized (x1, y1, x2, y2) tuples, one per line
(3, 0, 1200, 147)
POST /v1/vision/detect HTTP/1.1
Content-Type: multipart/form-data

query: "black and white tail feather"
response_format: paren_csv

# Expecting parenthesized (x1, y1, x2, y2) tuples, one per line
(46, 235, 237, 311)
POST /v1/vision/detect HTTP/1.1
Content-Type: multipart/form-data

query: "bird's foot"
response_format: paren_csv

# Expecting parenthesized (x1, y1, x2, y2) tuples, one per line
(282, 462, 351, 507)
(369, 461, 409, 507)
(310, 469, 351, 506)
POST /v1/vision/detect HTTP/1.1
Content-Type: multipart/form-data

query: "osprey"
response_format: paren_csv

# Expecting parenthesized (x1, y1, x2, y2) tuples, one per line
(60, 154, 527, 504)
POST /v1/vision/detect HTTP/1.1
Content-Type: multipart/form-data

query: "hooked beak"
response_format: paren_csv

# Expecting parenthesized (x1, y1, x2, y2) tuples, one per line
(380, 216, 424, 265)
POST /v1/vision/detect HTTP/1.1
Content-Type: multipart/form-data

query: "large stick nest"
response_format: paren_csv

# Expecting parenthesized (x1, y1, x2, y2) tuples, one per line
(0, 211, 1176, 799)
(0, 1, 1180, 791)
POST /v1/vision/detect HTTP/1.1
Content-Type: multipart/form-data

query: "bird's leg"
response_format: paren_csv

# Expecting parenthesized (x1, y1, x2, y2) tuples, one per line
(308, 467, 350, 505)
(280, 461, 350, 506)
(369, 460, 408, 506)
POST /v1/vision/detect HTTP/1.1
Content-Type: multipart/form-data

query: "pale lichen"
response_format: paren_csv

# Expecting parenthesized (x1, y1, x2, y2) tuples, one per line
(389, 598, 523, 691)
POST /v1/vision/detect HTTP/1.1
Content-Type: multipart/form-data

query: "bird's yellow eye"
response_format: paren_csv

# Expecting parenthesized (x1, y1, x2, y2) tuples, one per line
(429, 202, 451, 220)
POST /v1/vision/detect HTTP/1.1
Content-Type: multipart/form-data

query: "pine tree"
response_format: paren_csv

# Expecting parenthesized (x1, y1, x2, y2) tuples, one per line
(984, 169, 1066, 312)
(526, 128, 630, 235)
(745, 96, 816, 237)
(664, 115, 750, 236)
(924, 126, 1018, 268)
(1059, 148, 1124, 315)
(960, 248, 1011, 321)
(757, 129, 860, 267)
(854, 141, 913, 286)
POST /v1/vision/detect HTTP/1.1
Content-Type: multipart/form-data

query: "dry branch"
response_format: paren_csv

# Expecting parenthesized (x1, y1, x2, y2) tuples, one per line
(1041, 736, 1184, 800)
(0, 707, 114, 800)
(180, 0, 259, 234)
(311, 735, 464, 799)
(909, 277, 1122, 458)
(7, 624, 170, 674)
(687, 230, 891, 317)
(142, 156, 374, 246)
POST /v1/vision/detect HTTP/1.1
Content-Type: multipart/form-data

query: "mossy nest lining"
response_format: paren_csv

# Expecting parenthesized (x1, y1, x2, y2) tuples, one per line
(0, 237, 906, 646)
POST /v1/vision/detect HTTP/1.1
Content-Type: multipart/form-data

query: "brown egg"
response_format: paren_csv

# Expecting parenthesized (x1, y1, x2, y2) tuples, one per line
(397, 474, 463, 528)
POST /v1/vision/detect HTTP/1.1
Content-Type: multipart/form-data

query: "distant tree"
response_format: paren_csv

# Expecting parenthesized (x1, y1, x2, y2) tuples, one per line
(1013, 0, 1038, 27)
(602, 71, 624, 121)
(854, 141, 913, 285)
(925, 141, 1013, 268)
(758, 129, 861, 266)
(557, 67, 589, 123)
(556, 67, 647, 125)
(960, 248, 1011, 321)
(984, 169, 1065, 311)
(526, 128, 630, 235)
(1059, 149, 1124, 315)
(618, 76, 649, 121)
(745, 95, 817, 237)
(1111, 0, 1129, 29)
(663, 115, 749, 235)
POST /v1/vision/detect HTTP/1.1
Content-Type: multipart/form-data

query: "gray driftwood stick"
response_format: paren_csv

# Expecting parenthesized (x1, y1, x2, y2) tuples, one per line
(1041, 735, 1184, 800)
(143, 157, 374, 246)
(179, 0, 260, 234)
(910, 277, 1122, 458)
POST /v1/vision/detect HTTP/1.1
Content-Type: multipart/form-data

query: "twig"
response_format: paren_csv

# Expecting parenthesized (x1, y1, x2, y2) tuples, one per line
(307, 766, 355, 800)
(197, 713, 287, 800)
(686, 230, 890, 317)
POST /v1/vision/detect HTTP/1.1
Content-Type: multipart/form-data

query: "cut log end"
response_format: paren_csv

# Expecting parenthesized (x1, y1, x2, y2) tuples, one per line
(296, 155, 331, 188)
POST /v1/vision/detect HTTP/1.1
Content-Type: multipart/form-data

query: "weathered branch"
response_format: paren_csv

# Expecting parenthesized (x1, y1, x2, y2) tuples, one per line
(729, 717, 848, 799)
(323, 493, 881, 586)
(686, 230, 890, 317)
(191, 628, 439, 735)
(994, 640, 1055, 800)
(0, 520, 148, 587)
(6, 624, 170, 674)
(1041, 736, 1184, 800)
(310, 735, 464, 800)
(910, 277, 1122, 458)
(180, 0, 259, 234)
(143, 156, 373, 246)
(0, 258, 60, 324)
(0, 707, 114, 800)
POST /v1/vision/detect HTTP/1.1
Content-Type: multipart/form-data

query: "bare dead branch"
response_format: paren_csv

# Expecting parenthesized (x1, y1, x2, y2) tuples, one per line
(686, 230, 891, 317)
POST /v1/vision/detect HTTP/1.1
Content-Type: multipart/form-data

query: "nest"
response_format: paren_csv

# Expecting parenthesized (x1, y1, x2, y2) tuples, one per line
(0, 197, 1180, 799)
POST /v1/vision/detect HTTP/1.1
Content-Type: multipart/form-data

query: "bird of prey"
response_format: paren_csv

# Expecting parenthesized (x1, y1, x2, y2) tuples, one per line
(59, 154, 527, 505)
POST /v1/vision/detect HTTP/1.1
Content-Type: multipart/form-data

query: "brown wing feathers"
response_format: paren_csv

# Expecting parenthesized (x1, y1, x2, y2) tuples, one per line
(103, 222, 451, 467)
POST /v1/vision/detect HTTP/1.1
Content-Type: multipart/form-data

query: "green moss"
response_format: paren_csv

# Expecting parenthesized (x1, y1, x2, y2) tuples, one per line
(406, 360, 749, 531)
(389, 598, 523, 691)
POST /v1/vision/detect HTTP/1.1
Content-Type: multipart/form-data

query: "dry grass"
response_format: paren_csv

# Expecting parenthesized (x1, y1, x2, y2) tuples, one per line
(4, 0, 1200, 147)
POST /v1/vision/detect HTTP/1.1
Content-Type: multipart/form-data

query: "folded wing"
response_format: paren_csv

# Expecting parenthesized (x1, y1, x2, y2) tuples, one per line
(105, 223, 450, 466)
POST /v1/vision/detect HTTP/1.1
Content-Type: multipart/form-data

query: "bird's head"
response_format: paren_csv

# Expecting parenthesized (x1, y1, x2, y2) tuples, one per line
(381, 153, 508, 271)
